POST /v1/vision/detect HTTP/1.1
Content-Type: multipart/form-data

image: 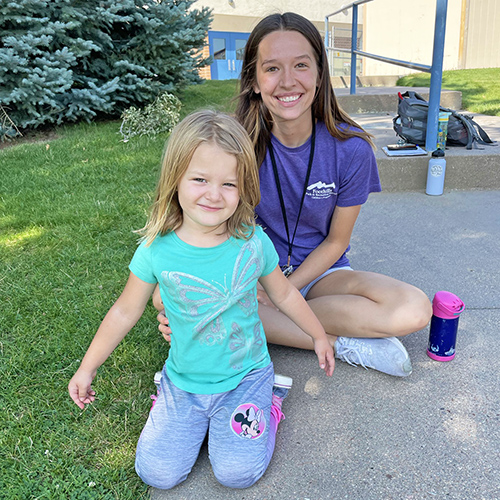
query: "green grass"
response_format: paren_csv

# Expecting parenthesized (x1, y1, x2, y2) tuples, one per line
(178, 78, 240, 116)
(397, 67, 500, 116)
(0, 79, 239, 499)
(1, 123, 163, 499)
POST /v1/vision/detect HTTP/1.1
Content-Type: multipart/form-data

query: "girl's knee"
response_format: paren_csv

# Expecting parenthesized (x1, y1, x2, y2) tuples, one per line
(211, 451, 266, 489)
(135, 459, 187, 490)
(213, 466, 262, 489)
(135, 441, 192, 490)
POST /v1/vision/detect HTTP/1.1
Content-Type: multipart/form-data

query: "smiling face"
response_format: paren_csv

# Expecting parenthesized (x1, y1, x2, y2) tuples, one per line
(177, 141, 240, 243)
(253, 30, 319, 143)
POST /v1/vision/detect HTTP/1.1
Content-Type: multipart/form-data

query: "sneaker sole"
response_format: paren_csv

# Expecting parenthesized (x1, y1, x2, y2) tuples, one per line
(274, 374, 293, 389)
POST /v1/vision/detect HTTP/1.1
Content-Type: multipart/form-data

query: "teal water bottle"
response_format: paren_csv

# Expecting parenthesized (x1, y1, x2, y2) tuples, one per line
(426, 149, 446, 196)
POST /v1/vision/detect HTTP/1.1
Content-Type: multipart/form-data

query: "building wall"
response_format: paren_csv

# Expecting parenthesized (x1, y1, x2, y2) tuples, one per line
(461, 0, 500, 69)
(201, 0, 349, 26)
(199, 0, 355, 34)
(196, 0, 499, 79)
(197, 0, 353, 80)
(198, 42, 211, 80)
(362, 0, 462, 77)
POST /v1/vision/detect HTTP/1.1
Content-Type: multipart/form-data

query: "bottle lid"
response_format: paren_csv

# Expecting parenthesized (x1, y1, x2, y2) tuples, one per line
(432, 149, 445, 157)
(432, 291, 465, 319)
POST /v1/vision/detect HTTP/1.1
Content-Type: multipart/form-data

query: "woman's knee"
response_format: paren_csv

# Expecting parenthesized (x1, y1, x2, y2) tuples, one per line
(393, 286, 432, 335)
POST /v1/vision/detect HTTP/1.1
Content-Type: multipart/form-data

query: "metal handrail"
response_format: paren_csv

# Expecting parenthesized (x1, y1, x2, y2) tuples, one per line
(325, 0, 449, 151)
(325, 0, 374, 19)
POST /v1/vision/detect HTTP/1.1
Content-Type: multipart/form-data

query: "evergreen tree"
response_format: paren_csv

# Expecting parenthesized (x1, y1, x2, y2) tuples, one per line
(0, 0, 212, 130)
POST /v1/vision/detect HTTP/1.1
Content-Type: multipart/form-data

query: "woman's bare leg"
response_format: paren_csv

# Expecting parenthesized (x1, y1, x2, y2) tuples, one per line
(257, 303, 321, 350)
(305, 270, 432, 338)
(260, 270, 431, 348)
(258, 270, 431, 377)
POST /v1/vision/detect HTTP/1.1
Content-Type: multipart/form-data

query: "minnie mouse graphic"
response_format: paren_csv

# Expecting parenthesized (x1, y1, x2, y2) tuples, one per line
(231, 403, 266, 439)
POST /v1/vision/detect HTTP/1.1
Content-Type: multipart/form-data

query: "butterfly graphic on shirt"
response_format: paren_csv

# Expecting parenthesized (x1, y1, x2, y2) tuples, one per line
(161, 238, 263, 346)
(229, 322, 265, 370)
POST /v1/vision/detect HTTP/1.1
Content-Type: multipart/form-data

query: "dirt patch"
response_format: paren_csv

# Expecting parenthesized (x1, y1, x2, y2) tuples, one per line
(0, 128, 60, 150)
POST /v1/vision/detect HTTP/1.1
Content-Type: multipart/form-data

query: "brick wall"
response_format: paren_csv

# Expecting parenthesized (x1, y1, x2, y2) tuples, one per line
(197, 40, 211, 80)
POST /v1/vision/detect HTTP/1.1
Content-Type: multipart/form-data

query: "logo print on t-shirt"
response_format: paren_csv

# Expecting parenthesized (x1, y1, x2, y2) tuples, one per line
(306, 180, 337, 199)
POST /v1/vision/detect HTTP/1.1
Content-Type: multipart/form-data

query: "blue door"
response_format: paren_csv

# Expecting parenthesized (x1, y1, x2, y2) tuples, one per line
(208, 31, 250, 80)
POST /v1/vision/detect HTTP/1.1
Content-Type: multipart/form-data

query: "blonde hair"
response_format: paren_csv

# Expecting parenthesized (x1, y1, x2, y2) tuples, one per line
(139, 109, 260, 245)
(235, 12, 374, 166)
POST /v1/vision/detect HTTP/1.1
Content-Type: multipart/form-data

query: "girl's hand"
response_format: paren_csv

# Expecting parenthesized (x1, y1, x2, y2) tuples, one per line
(157, 310, 172, 342)
(68, 370, 97, 409)
(313, 338, 335, 377)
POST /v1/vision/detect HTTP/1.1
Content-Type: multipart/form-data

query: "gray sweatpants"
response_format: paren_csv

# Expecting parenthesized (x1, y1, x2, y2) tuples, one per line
(135, 363, 280, 489)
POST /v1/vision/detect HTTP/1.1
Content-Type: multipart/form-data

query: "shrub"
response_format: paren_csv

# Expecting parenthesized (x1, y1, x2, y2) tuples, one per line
(0, 0, 212, 131)
(119, 92, 182, 142)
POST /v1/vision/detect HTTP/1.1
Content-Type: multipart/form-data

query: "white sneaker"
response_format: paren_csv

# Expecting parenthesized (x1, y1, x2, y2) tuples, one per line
(151, 371, 163, 410)
(334, 337, 412, 377)
(272, 374, 293, 415)
(153, 371, 162, 390)
(273, 374, 293, 390)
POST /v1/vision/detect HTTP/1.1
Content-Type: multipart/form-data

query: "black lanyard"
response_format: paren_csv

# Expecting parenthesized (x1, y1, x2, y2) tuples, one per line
(268, 119, 316, 275)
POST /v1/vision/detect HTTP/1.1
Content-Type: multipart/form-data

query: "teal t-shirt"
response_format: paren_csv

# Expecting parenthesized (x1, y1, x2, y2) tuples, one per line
(129, 225, 278, 394)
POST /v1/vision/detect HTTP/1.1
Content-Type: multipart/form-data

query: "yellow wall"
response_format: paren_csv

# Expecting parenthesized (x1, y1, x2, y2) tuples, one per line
(362, 0, 462, 76)
(461, 0, 500, 69)
(199, 0, 348, 25)
(196, 0, 499, 78)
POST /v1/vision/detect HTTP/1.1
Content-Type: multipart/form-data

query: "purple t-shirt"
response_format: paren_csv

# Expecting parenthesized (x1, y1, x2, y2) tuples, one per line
(255, 121, 381, 269)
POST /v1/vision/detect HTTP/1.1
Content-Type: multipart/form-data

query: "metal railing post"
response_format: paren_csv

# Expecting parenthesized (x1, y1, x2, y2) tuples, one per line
(425, 0, 449, 151)
(325, 16, 329, 49)
(350, 4, 358, 94)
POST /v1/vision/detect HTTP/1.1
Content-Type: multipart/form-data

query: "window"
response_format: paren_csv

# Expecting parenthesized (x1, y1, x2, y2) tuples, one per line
(235, 39, 246, 60)
(213, 38, 226, 60)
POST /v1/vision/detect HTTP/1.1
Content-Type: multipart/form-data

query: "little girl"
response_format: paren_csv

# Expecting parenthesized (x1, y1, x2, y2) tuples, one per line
(68, 109, 334, 490)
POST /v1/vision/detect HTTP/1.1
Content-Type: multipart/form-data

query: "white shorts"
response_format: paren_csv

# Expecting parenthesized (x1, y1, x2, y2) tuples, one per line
(299, 266, 353, 298)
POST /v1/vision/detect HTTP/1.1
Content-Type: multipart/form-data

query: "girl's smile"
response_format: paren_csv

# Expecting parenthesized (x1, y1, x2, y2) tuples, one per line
(176, 142, 240, 244)
(253, 30, 319, 146)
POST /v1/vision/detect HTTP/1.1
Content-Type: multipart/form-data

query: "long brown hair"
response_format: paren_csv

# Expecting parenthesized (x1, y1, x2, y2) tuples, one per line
(138, 109, 260, 245)
(235, 12, 374, 166)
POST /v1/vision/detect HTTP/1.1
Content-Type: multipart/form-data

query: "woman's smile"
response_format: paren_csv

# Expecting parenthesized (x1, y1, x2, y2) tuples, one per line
(253, 30, 318, 145)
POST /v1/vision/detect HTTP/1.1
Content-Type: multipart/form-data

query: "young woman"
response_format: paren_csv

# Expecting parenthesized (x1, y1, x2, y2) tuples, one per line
(69, 110, 334, 490)
(156, 12, 432, 377)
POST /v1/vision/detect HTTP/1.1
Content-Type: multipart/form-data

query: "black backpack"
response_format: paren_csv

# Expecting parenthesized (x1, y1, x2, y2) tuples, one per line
(393, 91, 496, 150)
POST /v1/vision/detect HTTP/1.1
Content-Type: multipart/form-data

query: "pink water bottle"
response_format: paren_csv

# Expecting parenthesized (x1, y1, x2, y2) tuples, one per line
(427, 291, 465, 361)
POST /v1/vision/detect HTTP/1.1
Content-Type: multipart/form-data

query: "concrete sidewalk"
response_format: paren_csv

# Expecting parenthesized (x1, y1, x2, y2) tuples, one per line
(151, 189, 500, 500)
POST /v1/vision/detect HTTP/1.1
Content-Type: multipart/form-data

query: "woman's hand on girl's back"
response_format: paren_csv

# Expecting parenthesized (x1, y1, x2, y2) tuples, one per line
(157, 310, 172, 342)
(256, 283, 279, 310)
